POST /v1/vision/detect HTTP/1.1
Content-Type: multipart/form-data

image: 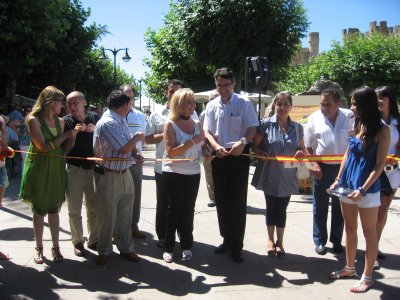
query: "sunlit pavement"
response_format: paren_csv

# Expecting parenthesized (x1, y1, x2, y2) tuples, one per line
(1, 144, 399, 299)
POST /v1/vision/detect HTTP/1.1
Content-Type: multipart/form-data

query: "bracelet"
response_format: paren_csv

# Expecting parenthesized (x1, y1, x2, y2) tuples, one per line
(335, 177, 340, 181)
(358, 187, 367, 197)
(190, 138, 195, 146)
(49, 141, 56, 150)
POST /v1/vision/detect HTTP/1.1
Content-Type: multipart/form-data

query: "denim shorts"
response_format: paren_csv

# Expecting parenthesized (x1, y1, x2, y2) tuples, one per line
(0, 166, 9, 188)
(340, 191, 380, 208)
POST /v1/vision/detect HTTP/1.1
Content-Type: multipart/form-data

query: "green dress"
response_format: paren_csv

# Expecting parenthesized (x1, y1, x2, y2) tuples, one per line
(19, 116, 66, 215)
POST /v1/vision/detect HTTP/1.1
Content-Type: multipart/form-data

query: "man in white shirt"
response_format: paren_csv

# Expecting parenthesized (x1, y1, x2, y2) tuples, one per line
(121, 84, 148, 239)
(204, 67, 258, 263)
(304, 88, 354, 255)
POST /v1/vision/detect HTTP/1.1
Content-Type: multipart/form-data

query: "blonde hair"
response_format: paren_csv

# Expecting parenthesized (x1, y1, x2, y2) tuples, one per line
(168, 88, 195, 121)
(26, 86, 64, 124)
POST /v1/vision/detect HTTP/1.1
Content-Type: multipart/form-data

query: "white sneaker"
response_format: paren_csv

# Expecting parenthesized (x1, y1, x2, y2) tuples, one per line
(163, 252, 173, 263)
(182, 250, 192, 261)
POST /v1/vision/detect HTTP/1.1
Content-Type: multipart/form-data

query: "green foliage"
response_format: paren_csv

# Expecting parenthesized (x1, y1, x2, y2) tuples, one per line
(0, 0, 132, 104)
(145, 0, 309, 103)
(278, 33, 400, 98)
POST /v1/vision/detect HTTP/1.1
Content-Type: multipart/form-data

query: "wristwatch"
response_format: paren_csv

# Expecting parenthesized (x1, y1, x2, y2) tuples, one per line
(240, 137, 247, 145)
(358, 187, 367, 197)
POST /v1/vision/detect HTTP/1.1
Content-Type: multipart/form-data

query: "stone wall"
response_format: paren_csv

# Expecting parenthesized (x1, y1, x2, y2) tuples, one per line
(342, 20, 400, 39)
(291, 32, 319, 66)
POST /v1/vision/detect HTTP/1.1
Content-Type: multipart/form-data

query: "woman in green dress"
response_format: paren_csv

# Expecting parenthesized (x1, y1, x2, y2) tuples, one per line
(20, 86, 79, 264)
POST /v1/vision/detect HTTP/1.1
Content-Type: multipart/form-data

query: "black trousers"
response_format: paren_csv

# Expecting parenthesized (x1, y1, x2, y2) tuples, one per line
(163, 172, 200, 252)
(264, 194, 291, 227)
(155, 172, 169, 241)
(211, 152, 250, 253)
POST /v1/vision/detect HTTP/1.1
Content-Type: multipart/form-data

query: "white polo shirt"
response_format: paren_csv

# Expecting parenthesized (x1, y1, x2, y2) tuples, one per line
(203, 93, 258, 148)
(304, 108, 354, 163)
(126, 107, 147, 165)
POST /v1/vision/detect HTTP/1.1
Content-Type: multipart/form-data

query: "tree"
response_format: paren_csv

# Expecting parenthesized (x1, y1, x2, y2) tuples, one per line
(278, 33, 400, 99)
(68, 49, 134, 105)
(0, 0, 122, 104)
(144, 0, 309, 103)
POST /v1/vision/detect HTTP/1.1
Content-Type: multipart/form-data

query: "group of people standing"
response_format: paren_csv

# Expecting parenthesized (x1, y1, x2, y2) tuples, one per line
(252, 85, 398, 293)
(3, 66, 397, 294)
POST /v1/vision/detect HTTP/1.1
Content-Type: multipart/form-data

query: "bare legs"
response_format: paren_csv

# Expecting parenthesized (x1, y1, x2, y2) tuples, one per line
(32, 212, 62, 263)
(0, 186, 5, 207)
(266, 226, 285, 255)
(33, 213, 44, 249)
(376, 191, 395, 245)
(331, 202, 377, 292)
(48, 213, 60, 248)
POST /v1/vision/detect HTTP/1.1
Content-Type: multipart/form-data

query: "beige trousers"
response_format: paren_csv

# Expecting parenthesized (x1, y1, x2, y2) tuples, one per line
(94, 171, 135, 255)
(66, 164, 98, 246)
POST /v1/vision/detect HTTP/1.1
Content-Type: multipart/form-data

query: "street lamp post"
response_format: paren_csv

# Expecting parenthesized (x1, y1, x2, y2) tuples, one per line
(100, 47, 131, 87)
(138, 79, 142, 109)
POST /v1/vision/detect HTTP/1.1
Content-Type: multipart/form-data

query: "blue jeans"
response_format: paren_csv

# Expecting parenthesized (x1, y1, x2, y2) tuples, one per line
(312, 163, 343, 246)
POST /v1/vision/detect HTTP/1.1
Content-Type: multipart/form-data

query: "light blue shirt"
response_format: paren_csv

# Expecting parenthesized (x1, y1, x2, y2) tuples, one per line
(93, 109, 132, 171)
(203, 93, 258, 148)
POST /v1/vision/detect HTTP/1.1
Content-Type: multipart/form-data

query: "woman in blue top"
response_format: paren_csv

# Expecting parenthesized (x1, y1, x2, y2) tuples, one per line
(328, 86, 390, 293)
(252, 91, 306, 257)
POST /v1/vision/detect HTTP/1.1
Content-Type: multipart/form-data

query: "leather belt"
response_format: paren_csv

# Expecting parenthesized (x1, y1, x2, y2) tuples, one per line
(104, 167, 128, 174)
(68, 163, 93, 170)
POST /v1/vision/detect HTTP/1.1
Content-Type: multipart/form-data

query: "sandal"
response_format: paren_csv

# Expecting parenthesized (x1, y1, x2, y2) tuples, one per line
(267, 243, 276, 257)
(34, 247, 44, 264)
(350, 274, 373, 293)
(163, 252, 173, 263)
(329, 266, 357, 280)
(275, 242, 285, 258)
(276, 248, 286, 258)
(0, 251, 11, 260)
(51, 247, 63, 263)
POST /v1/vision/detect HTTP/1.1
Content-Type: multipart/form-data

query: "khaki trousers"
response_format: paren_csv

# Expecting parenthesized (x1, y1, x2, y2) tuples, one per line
(66, 164, 98, 246)
(94, 171, 135, 255)
(202, 160, 215, 201)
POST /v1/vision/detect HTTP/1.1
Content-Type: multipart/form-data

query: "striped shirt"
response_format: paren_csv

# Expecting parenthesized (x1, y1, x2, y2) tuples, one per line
(93, 109, 132, 171)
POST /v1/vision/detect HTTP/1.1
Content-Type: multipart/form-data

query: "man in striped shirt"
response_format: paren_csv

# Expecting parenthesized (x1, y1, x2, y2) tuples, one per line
(93, 90, 144, 265)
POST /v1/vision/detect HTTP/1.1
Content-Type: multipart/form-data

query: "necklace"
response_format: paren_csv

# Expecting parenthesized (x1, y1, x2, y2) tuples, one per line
(278, 118, 288, 133)
(180, 114, 190, 120)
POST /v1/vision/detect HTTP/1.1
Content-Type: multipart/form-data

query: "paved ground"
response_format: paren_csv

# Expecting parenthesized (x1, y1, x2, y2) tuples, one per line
(0, 145, 399, 299)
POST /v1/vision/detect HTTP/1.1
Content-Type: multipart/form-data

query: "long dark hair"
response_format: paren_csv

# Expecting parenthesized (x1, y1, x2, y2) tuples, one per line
(352, 86, 382, 152)
(376, 86, 400, 137)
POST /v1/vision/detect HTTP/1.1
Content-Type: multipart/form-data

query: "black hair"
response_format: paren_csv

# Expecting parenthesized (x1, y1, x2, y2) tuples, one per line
(120, 84, 136, 96)
(376, 86, 400, 137)
(321, 88, 341, 103)
(163, 79, 183, 91)
(107, 90, 131, 109)
(352, 86, 382, 152)
(213, 67, 235, 82)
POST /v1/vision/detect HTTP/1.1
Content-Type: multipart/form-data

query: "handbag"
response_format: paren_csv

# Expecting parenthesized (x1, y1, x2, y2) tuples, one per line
(295, 123, 310, 180)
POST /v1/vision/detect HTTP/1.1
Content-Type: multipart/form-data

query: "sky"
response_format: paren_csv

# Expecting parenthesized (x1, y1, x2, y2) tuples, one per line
(80, 0, 400, 86)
